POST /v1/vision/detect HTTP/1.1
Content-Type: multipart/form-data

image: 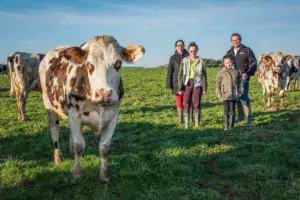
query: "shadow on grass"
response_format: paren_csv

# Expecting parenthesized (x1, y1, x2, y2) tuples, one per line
(1, 109, 300, 199)
(121, 102, 220, 115)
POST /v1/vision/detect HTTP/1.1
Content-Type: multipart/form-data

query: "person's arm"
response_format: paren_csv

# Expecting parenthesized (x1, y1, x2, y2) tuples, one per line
(201, 62, 207, 94)
(178, 60, 184, 92)
(237, 70, 241, 96)
(246, 48, 257, 77)
(216, 70, 222, 98)
(166, 57, 173, 89)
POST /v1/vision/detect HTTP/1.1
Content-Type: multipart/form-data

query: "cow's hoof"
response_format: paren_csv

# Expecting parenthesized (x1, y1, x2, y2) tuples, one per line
(54, 149, 63, 165)
(280, 105, 285, 109)
(100, 175, 110, 184)
(18, 116, 25, 121)
(73, 172, 81, 180)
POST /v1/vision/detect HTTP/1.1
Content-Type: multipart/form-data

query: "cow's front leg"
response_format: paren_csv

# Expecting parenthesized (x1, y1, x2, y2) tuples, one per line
(261, 84, 266, 102)
(68, 110, 85, 180)
(16, 91, 27, 121)
(99, 109, 118, 183)
(279, 89, 285, 109)
(47, 109, 63, 164)
(266, 86, 271, 109)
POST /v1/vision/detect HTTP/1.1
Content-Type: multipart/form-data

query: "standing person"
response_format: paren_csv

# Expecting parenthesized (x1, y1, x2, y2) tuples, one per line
(226, 33, 257, 127)
(166, 40, 189, 124)
(178, 42, 207, 129)
(216, 55, 241, 131)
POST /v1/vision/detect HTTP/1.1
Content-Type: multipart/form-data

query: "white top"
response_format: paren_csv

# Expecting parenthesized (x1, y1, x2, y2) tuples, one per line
(234, 49, 238, 56)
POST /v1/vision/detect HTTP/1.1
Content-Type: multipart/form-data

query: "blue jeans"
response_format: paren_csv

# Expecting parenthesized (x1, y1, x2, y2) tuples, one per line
(240, 79, 250, 107)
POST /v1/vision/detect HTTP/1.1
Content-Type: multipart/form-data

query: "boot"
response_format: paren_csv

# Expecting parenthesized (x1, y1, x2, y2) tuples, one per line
(177, 108, 183, 125)
(195, 112, 200, 127)
(235, 101, 244, 123)
(184, 112, 190, 129)
(243, 106, 252, 127)
(224, 115, 229, 131)
(190, 109, 194, 123)
(228, 114, 235, 129)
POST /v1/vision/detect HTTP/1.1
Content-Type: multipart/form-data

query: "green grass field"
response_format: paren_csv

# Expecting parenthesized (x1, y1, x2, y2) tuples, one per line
(1, 68, 300, 200)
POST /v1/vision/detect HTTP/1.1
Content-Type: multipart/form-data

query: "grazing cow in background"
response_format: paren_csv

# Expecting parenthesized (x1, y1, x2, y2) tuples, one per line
(0, 64, 8, 79)
(285, 55, 300, 90)
(7, 52, 45, 121)
(256, 52, 290, 110)
(39, 35, 145, 182)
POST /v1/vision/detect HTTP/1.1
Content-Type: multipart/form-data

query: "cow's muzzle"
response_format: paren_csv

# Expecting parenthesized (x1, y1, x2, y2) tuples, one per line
(93, 89, 113, 104)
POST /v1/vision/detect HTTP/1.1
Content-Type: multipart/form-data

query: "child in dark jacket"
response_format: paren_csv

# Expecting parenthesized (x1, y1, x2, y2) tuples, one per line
(216, 55, 241, 130)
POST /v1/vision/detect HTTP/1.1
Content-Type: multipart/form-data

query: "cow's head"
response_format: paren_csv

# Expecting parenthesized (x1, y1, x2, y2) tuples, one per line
(261, 52, 289, 74)
(70, 35, 145, 104)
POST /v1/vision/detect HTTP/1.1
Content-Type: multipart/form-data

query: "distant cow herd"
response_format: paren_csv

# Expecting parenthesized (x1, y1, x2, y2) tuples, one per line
(1, 36, 299, 181)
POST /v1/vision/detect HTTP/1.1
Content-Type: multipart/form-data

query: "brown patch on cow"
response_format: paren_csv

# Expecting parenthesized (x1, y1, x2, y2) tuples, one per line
(75, 104, 80, 111)
(17, 65, 21, 71)
(83, 112, 89, 116)
(87, 62, 95, 75)
(59, 47, 87, 64)
(70, 64, 91, 99)
(46, 56, 68, 108)
(70, 77, 76, 87)
(68, 65, 73, 73)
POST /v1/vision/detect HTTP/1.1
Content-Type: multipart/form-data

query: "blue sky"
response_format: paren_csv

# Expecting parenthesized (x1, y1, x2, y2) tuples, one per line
(0, 0, 300, 67)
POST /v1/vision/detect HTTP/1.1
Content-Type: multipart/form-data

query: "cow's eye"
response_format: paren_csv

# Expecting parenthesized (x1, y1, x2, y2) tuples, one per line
(114, 60, 122, 71)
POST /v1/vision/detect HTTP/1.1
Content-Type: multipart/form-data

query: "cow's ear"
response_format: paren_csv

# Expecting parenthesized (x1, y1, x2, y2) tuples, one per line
(284, 55, 292, 61)
(264, 55, 273, 62)
(121, 44, 145, 63)
(59, 47, 87, 65)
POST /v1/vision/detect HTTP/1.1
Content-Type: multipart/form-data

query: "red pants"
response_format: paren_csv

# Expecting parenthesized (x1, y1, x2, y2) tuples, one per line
(175, 94, 193, 109)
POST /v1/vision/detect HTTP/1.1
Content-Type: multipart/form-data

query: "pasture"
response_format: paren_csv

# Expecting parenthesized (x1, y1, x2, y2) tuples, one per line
(1, 67, 300, 199)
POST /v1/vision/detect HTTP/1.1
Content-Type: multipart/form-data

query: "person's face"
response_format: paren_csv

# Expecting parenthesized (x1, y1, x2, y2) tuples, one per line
(231, 35, 241, 48)
(188, 46, 197, 57)
(176, 41, 184, 54)
(224, 58, 233, 69)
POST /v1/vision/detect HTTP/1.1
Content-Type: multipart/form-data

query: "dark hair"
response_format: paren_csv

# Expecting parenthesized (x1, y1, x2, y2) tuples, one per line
(230, 33, 242, 41)
(175, 39, 185, 47)
(223, 55, 232, 62)
(188, 42, 198, 50)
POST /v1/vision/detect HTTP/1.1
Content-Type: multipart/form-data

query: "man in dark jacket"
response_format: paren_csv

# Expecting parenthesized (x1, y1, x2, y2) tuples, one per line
(166, 40, 189, 124)
(226, 33, 257, 127)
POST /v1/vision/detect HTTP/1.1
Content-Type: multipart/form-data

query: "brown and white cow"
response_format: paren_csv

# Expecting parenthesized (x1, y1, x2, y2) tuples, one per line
(256, 52, 290, 110)
(285, 55, 300, 90)
(8, 52, 44, 120)
(39, 35, 145, 182)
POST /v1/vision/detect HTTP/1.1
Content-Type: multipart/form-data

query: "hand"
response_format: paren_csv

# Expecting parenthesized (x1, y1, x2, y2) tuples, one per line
(242, 73, 248, 80)
(202, 91, 206, 95)
(238, 93, 241, 97)
(178, 90, 183, 95)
